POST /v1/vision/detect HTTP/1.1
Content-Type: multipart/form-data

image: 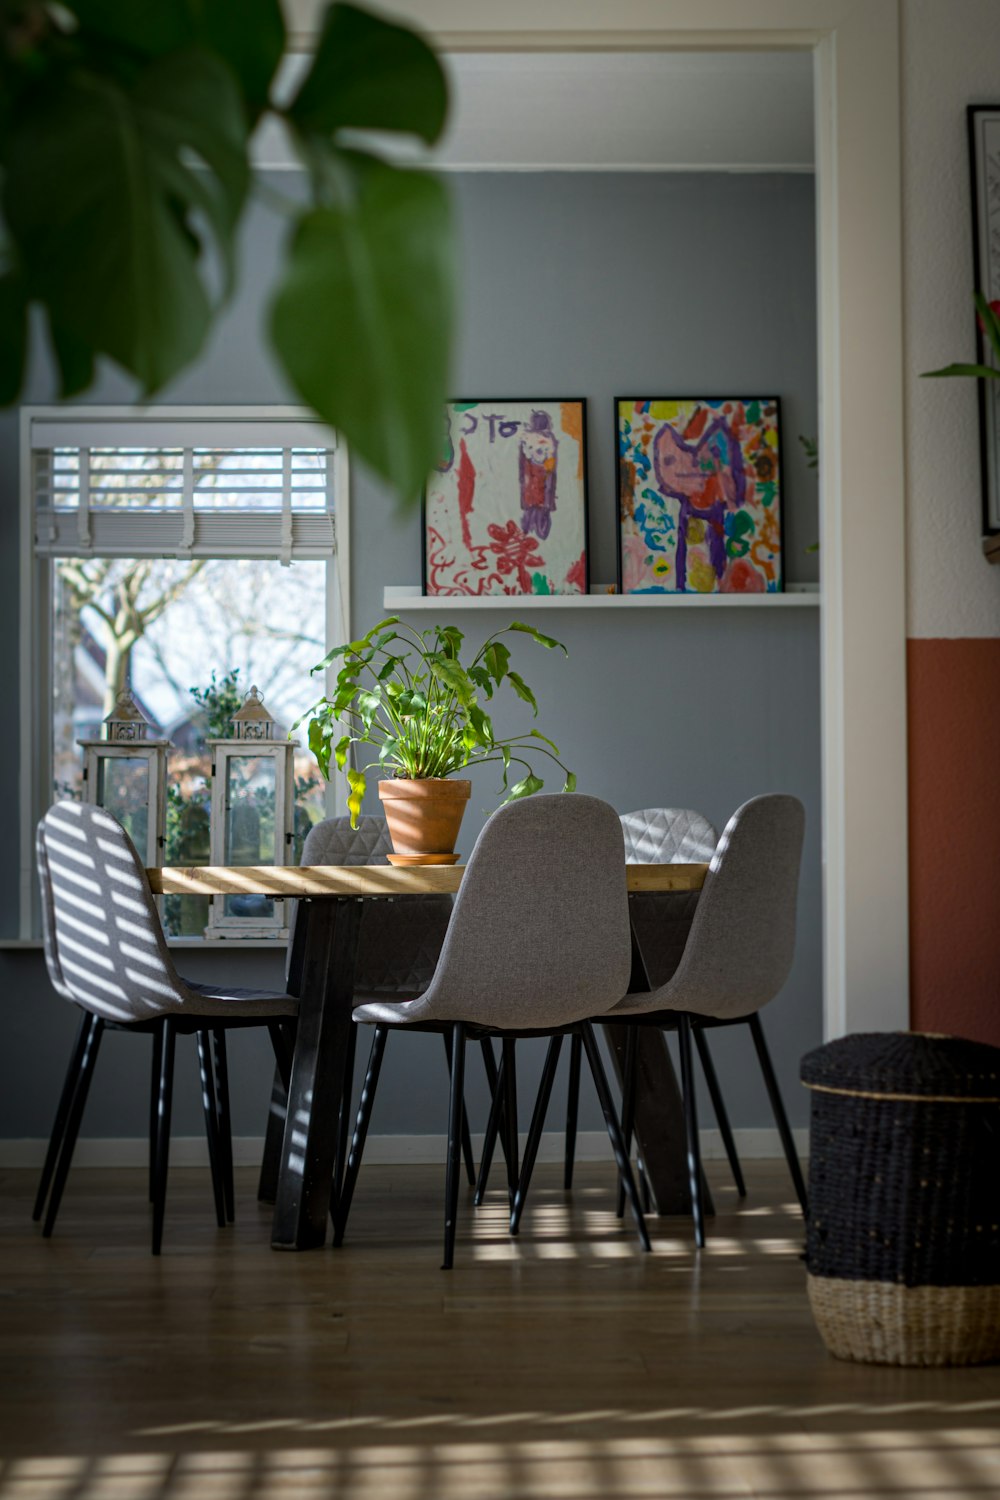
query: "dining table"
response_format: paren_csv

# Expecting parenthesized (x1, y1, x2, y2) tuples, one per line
(148, 861, 710, 1250)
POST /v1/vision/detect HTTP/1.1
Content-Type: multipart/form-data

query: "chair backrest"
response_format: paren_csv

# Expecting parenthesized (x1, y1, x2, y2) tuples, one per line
(648, 793, 805, 1020)
(287, 815, 452, 995)
(412, 794, 632, 1030)
(620, 807, 718, 863)
(37, 801, 188, 1023)
(300, 814, 393, 866)
(621, 807, 719, 989)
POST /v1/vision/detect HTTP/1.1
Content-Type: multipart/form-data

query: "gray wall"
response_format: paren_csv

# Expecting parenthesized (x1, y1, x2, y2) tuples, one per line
(0, 171, 820, 1149)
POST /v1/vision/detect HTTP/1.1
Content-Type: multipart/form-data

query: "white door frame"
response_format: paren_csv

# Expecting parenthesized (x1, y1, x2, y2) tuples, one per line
(288, 0, 910, 1040)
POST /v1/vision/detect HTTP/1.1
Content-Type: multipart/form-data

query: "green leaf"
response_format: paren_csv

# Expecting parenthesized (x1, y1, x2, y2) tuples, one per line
(356, 687, 381, 727)
(395, 688, 427, 717)
(506, 671, 537, 716)
(0, 272, 28, 407)
(528, 728, 560, 754)
(975, 290, 1000, 364)
(483, 641, 510, 684)
(346, 766, 366, 829)
(509, 622, 567, 653)
(288, 1, 447, 145)
(506, 773, 544, 802)
(468, 665, 494, 699)
(47, 314, 96, 400)
(437, 624, 464, 659)
(499, 744, 511, 791)
(195, 0, 286, 122)
(334, 734, 352, 771)
(269, 151, 453, 503)
(922, 361, 1000, 380)
(466, 703, 494, 748)
(427, 654, 474, 706)
(563, 771, 577, 793)
(3, 49, 248, 393)
(63, 0, 197, 60)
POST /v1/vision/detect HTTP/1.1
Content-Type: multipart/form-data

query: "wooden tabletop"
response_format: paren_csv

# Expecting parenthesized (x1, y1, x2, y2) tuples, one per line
(146, 863, 709, 897)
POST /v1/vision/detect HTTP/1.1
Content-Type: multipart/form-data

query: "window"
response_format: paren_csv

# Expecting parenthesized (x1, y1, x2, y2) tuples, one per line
(19, 408, 349, 941)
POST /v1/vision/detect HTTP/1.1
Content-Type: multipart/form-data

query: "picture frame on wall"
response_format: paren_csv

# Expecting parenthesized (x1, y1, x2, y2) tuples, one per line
(423, 399, 589, 596)
(968, 105, 1000, 538)
(616, 397, 784, 595)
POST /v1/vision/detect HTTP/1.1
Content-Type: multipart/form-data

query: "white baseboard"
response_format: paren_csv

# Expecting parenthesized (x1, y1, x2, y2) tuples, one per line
(0, 1126, 808, 1170)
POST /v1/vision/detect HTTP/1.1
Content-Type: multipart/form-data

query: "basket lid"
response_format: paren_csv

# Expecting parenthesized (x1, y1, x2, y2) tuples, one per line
(800, 1031, 1000, 1102)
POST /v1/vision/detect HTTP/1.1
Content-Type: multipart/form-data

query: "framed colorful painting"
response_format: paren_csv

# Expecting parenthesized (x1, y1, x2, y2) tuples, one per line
(616, 397, 783, 595)
(423, 399, 589, 596)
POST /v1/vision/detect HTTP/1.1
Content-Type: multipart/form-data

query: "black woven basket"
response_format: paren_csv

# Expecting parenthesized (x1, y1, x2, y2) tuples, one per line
(801, 1032, 1000, 1367)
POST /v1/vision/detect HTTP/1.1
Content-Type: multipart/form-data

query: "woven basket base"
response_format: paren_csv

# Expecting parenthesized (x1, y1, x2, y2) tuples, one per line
(808, 1274, 1000, 1367)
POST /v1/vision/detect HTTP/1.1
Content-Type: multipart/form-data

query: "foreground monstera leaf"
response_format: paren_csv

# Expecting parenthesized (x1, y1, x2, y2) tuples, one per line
(3, 48, 248, 393)
(271, 152, 453, 502)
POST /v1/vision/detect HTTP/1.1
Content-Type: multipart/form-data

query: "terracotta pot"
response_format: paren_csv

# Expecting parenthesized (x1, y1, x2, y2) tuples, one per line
(377, 778, 472, 864)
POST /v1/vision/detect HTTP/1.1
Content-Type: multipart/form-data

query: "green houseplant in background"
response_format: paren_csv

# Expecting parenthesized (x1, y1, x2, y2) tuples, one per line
(924, 291, 1000, 559)
(296, 617, 576, 862)
(0, 0, 453, 504)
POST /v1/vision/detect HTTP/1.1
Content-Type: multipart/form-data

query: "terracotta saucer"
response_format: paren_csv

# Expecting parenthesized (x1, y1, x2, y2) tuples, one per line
(386, 851, 461, 867)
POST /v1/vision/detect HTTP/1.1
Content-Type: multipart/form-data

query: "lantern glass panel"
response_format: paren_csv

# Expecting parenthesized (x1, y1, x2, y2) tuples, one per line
(223, 754, 276, 921)
(97, 756, 150, 856)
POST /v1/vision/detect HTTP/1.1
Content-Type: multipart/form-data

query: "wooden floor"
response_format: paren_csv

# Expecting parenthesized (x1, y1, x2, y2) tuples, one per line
(2, 1160, 1000, 1499)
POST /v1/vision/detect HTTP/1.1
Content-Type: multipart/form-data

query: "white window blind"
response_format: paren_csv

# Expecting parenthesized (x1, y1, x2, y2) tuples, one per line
(31, 412, 338, 563)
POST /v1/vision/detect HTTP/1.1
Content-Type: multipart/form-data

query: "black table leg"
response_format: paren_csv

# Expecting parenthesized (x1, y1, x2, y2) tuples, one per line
(271, 896, 363, 1250)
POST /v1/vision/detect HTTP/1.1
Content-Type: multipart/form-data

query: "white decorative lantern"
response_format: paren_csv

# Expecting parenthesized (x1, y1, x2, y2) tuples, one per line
(205, 686, 298, 940)
(78, 690, 171, 868)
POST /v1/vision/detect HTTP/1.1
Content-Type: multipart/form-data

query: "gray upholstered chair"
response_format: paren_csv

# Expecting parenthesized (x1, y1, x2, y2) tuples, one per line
(34, 801, 298, 1254)
(561, 806, 721, 1199)
(333, 794, 648, 1268)
(600, 794, 807, 1247)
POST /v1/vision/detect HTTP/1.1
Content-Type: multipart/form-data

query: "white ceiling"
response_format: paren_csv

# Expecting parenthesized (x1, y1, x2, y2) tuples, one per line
(255, 50, 815, 172)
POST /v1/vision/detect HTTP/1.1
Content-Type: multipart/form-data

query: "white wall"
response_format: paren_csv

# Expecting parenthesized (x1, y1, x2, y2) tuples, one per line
(902, 0, 1000, 639)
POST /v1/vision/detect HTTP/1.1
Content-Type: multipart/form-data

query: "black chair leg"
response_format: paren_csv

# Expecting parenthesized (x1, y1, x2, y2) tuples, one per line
(677, 1014, 706, 1247)
(257, 1063, 287, 1206)
(333, 1026, 387, 1247)
(502, 1037, 519, 1211)
(197, 1031, 226, 1230)
(474, 1048, 505, 1206)
(151, 1018, 177, 1256)
(748, 1013, 809, 1216)
(580, 1024, 650, 1252)
(442, 1022, 466, 1270)
(212, 1028, 235, 1222)
(564, 1031, 582, 1190)
(34, 1010, 95, 1223)
(511, 1035, 562, 1236)
(443, 1030, 476, 1187)
(333, 1021, 359, 1205)
(616, 1025, 640, 1219)
(149, 1023, 163, 1203)
(267, 1021, 293, 1093)
(42, 1015, 105, 1239)
(693, 1025, 746, 1198)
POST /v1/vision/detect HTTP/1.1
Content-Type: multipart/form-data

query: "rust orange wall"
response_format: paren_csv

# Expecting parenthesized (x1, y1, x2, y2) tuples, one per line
(908, 639, 1000, 1044)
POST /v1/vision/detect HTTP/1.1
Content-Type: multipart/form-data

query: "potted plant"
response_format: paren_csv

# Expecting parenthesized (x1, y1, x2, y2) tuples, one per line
(295, 616, 576, 864)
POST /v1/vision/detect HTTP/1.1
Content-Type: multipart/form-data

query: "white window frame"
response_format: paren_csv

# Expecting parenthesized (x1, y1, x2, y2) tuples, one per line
(18, 404, 351, 941)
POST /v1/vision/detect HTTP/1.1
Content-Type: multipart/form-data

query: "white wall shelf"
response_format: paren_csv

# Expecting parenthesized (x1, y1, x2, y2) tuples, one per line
(384, 585, 820, 611)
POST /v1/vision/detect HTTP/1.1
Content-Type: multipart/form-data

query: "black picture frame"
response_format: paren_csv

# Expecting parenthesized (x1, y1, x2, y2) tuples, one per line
(615, 397, 784, 596)
(968, 105, 1000, 538)
(421, 398, 590, 597)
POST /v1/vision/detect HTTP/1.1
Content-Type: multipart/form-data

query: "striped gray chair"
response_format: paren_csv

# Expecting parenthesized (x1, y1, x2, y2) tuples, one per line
(523, 794, 807, 1248)
(333, 794, 648, 1268)
(34, 801, 298, 1254)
